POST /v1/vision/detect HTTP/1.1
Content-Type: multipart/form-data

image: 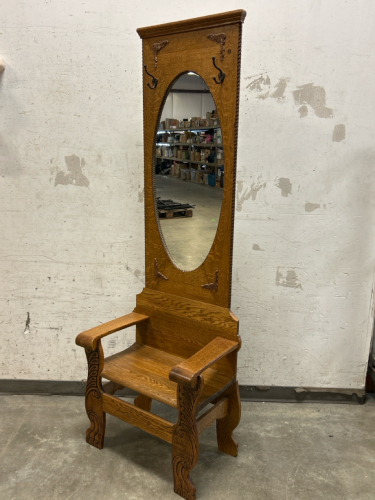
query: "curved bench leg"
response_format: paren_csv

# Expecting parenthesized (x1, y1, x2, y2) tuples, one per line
(85, 342, 106, 449)
(216, 381, 241, 457)
(172, 377, 203, 500)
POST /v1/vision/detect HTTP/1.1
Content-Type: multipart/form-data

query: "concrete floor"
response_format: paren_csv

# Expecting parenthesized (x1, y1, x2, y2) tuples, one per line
(155, 175, 223, 271)
(1, 395, 375, 500)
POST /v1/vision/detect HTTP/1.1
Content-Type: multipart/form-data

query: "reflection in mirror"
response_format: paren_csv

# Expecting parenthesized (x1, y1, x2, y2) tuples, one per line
(154, 73, 224, 271)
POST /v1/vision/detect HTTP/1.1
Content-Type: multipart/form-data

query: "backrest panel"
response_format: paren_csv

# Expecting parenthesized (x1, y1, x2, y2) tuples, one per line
(134, 288, 239, 376)
(138, 12, 246, 308)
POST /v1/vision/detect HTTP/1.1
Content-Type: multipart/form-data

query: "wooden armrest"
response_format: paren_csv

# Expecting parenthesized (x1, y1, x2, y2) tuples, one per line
(75, 312, 149, 350)
(169, 337, 239, 388)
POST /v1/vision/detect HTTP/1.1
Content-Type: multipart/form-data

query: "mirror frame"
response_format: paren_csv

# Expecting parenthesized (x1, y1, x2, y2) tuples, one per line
(137, 10, 246, 308)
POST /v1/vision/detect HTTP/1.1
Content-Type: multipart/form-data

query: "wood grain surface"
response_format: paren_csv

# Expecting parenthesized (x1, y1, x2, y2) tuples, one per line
(134, 288, 240, 376)
(216, 381, 241, 457)
(102, 381, 124, 395)
(101, 343, 233, 409)
(196, 397, 228, 436)
(137, 10, 246, 39)
(138, 12, 245, 308)
(84, 341, 106, 449)
(172, 376, 203, 500)
(169, 336, 239, 388)
(75, 13, 245, 500)
(103, 393, 173, 444)
(76, 312, 149, 350)
(134, 394, 153, 412)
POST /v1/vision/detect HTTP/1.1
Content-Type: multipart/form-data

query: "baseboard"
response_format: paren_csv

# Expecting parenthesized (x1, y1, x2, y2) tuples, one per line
(0, 380, 366, 404)
(240, 385, 365, 405)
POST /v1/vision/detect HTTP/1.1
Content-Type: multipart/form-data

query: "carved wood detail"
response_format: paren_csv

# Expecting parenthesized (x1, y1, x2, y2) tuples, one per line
(153, 40, 169, 68)
(172, 376, 203, 500)
(201, 270, 219, 291)
(154, 258, 169, 280)
(75, 13, 246, 500)
(228, 21, 243, 306)
(140, 19, 245, 308)
(207, 33, 226, 61)
(85, 341, 106, 449)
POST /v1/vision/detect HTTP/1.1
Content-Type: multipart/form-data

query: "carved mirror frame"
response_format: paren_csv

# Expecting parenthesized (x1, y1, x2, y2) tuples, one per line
(137, 10, 246, 308)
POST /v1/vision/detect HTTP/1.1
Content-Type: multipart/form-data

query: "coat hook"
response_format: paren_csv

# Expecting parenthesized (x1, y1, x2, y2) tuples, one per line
(154, 258, 168, 280)
(201, 270, 219, 291)
(144, 65, 158, 89)
(212, 56, 225, 85)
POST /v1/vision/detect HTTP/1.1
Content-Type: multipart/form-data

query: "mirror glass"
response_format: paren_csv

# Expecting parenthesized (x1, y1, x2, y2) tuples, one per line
(154, 73, 224, 271)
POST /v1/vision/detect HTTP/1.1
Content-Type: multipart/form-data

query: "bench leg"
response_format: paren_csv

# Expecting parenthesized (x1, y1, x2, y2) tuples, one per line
(216, 381, 241, 457)
(134, 394, 152, 412)
(172, 377, 203, 500)
(85, 343, 106, 450)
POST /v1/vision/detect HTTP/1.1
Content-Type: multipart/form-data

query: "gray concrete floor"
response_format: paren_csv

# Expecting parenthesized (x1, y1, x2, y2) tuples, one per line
(155, 175, 223, 271)
(1, 395, 375, 500)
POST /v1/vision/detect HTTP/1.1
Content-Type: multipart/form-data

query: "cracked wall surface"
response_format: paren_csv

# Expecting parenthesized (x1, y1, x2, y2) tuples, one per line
(1, 1, 375, 389)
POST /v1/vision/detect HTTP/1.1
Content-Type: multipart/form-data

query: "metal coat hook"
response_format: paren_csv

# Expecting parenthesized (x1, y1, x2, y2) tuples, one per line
(144, 65, 158, 89)
(212, 56, 225, 84)
(154, 258, 168, 281)
(201, 270, 219, 291)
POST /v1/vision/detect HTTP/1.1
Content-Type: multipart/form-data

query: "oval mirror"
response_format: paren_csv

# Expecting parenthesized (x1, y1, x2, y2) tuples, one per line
(154, 73, 224, 271)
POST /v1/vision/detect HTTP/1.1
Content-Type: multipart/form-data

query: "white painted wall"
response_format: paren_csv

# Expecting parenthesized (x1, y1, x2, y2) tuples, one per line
(1, 1, 374, 388)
